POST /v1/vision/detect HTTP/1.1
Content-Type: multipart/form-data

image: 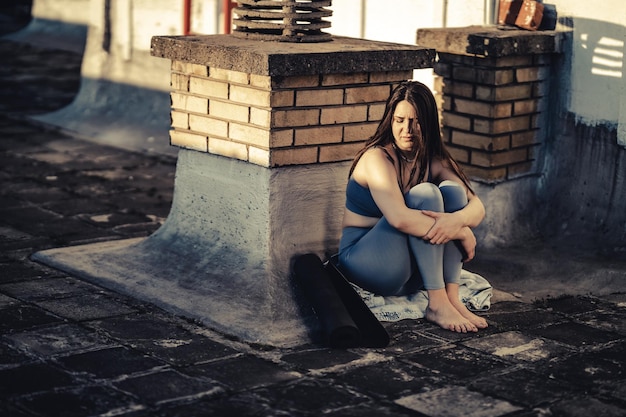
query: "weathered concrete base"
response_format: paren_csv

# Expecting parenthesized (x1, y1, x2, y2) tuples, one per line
(33, 77, 176, 157)
(538, 114, 626, 253)
(34, 149, 349, 347)
(3, 17, 87, 54)
(472, 178, 543, 248)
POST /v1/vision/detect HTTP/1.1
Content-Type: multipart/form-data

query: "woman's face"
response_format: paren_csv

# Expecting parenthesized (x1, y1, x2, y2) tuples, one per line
(391, 100, 420, 153)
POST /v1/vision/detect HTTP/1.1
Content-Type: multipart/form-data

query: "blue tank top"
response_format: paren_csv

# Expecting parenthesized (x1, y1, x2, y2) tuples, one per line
(345, 178, 383, 218)
(345, 149, 433, 218)
(345, 147, 392, 218)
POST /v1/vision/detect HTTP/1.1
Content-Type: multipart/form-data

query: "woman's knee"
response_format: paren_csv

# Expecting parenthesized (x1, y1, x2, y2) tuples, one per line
(405, 182, 443, 211)
(439, 180, 468, 212)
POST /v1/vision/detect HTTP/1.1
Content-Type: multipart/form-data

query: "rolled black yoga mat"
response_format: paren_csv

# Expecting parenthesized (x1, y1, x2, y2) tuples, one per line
(294, 253, 360, 348)
(325, 256, 389, 348)
(293, 253, 389, 348)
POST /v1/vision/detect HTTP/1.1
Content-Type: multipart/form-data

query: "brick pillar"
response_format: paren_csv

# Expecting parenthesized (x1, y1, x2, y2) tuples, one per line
(417, 26, 563, 183)
(135, 34, 433, 346)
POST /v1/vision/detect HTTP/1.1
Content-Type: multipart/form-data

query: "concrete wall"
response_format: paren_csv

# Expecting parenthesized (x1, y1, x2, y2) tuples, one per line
(532, 0, 626, 253)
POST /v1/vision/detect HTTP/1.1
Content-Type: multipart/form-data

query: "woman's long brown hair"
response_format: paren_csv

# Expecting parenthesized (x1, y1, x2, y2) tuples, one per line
(348, 81, 473, 193)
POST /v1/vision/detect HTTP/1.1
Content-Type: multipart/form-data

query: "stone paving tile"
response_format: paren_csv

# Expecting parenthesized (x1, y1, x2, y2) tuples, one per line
(400, 344, 510, 380)
(147, 391, 294, 417)
(56, 345, 166, 379)
(5, 323, 111, 357)
(332, 358, 449, 400)
(528, 321, 623, 348)
(573, 309, 626, 336)
(324, 403, 419, 417)
(0, 362, 77, 397)
(536, 294, 609, 315)
(382, 320, 449, 354)
(549, 397, 626, 417)
(537, 341, 626, 392)
(462, 330, 574, 363)
(280, 347, 364, 371)
(468, 368, 582, 409)
(34, 292, 138, 322)
(0, 40, 81, 115)
(182, 354, 301, 392)
(0, 402, 35, 417)
(0, 205, 118, 245)
(17, 385, 140, 417)
(395, 385, 523, 417)
(0, 293, 20, 309)
(40, 196, 116, 217)
(254, 378, 372, 415)
(85, 314, 240, 366)
(0, 338, 33, 368)
(480, 307, 569, 333)
(0, 276, 97, 301)
(113, 369, 224, 406)
(0, 304, 64, 333)
(0, 257, 62, 283)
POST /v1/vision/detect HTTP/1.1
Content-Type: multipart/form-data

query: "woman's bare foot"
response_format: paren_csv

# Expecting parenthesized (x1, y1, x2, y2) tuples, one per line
(425, 289, 477, 333)
(449, 298, 488, 329)
(445, 283, 488, 329)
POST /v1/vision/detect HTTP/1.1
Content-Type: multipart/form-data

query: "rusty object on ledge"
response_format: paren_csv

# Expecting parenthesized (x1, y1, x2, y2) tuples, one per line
(232, 0, 333, 43)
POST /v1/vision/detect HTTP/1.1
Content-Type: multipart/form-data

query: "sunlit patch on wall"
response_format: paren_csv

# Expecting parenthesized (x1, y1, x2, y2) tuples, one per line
(581, 34, 624, 78)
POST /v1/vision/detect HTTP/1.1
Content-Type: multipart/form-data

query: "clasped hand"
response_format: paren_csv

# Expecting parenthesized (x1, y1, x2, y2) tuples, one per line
(421, 210, 476, 262)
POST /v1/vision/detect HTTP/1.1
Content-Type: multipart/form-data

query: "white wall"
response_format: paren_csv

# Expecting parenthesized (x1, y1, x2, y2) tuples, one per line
(328, 0, 489, 43)
(190, 0, 220, 34)
(546, 0, 626, 146)
(328, 0, 489, 88)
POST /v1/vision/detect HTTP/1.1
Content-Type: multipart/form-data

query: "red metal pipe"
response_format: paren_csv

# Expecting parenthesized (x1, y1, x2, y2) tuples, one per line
(183, 0, 192, 35)
(223, 0, 236, 34)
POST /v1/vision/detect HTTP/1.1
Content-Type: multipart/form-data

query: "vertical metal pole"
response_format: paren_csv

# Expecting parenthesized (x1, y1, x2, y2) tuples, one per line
(223, 0, 235, 34)
(484, 0, 498, 25)
(183, 0, 191, 35)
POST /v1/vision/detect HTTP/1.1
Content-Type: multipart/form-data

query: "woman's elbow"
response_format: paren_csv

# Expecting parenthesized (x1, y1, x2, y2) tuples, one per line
(388, 215, 426, 235)
(387, 215, 410, 232)
(472, 198, 486, 226)
(387, 216, 404, 230)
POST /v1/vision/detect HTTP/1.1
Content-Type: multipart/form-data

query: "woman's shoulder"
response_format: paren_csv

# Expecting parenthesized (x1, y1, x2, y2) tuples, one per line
(353, 146, 396, 180)
(362, 146, 394, 163)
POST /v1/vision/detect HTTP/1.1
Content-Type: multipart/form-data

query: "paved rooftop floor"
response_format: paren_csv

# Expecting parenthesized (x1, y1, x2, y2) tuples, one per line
(1, 20, 626, 417)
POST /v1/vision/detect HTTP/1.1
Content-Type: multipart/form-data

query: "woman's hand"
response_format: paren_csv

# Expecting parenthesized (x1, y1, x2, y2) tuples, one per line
(421, 210, 465, 245)
(422, 212, 476, 262)
(458, 227, 476, 262)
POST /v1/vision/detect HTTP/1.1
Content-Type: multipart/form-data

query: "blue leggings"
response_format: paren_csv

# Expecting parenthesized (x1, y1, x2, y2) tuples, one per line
(338, 180, 468, 296)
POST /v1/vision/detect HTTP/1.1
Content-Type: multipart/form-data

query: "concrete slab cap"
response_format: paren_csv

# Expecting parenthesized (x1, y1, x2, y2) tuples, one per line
(416, 25, 564, 57)
(150, 34, 435, 76)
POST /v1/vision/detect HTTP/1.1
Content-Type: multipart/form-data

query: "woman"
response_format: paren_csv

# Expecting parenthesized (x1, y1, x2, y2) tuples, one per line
(338, 81, 488, 333)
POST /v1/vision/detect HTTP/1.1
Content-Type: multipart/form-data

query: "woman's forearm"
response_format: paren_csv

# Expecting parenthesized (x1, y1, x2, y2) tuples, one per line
(458, 194, 485, 228)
